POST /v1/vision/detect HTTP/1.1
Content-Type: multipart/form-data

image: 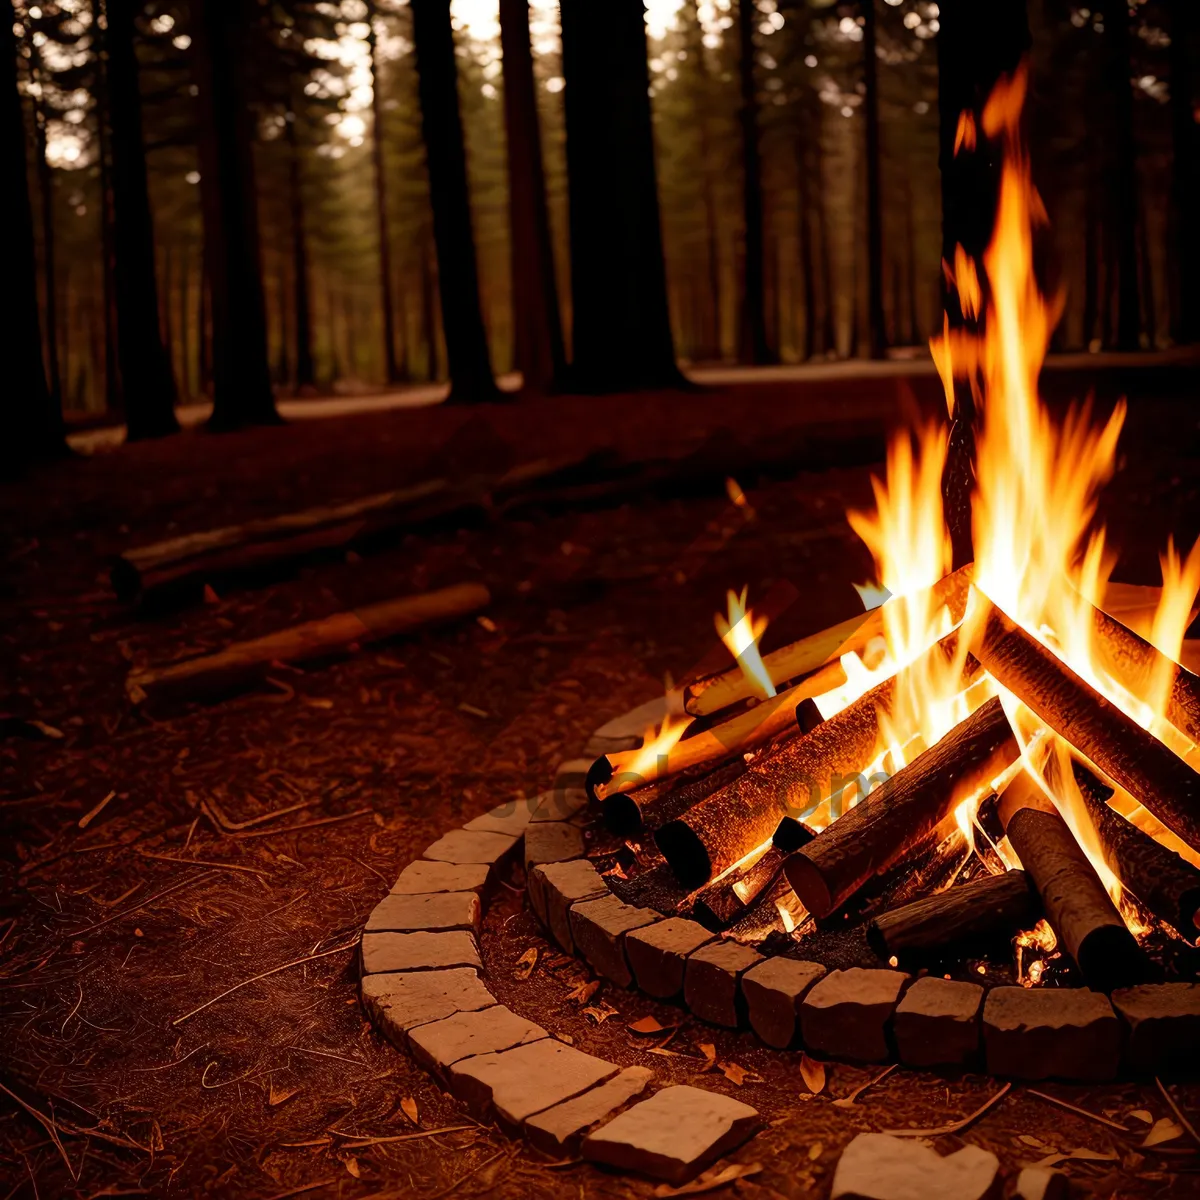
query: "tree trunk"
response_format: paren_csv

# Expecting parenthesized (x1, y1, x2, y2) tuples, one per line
(198, 238, 212, 396)
(285, 109, 316, 392)
(367, 5, 402, 384)
(861, 0, 886, 360)
(189, 0, 279, 429)
(31, 88, 63, 413)
(105, 0, 179, 438)
(410, 0, 500, 403)
(94, 26, 123, 417)
(560, 0, 684, 392)
(1168, 0, 1198, 344)
(1094, 0, 1140, 349)
(179, 249, 192, 400)
(2, 12, 63, 470)
(498, 0, 566, 395)
(737, 0, 770, 364)
(797, 136, 816, 359)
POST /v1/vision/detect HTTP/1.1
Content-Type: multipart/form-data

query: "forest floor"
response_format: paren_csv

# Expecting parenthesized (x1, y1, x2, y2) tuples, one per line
(4, 363, 1200, 1199)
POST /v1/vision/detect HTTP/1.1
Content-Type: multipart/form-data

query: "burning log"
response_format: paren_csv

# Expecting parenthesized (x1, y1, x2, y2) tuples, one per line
(867, 870, 1037, 964)
(1070, 762, 1200, 938)
(691, 843, 800, 930)
(681, 564, 973, 717)
(971, 594, 1200, 854)
(784, 696, 1020, 918)
(997, 770, 1151, 992)
(655, 631, 974, 887)
(126, 582, 490, 704)
(601, 757, 749, 841)
(589, 661, 844, 803)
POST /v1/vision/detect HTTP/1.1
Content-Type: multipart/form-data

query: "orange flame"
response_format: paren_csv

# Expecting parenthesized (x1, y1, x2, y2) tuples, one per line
(716, 587, 776, 701)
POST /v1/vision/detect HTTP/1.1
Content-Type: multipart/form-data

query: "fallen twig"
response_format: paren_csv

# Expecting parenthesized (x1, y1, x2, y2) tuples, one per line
(1157, 1078, 1200, 1148)
(202, 795, 316, 832)
(0, 1079, 76, 1178)
(883, 1082, 1012, 1137)
(223, 809, 374, 840)
(171, 939, 359, 1026)
(333, 1125, 474, 1149)
(78, 790, 115, 830)
(1027, 1088, 1129, 1133)
(68, 871, 217, 935)
(832, 1063, 896, 1109)
(426, 1148, 509, 1200)
(138, 852, 265, 877)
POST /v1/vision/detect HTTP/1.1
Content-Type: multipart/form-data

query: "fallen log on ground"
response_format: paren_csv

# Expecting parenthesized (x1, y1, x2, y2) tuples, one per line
(588, 662, 842, 804)
(126, 582, 490, 704)
(681, 564, 973, 717)
(784, 696, 1020, 918)
(997, 770, 1151, 992)
(655, 630, 975, 887)
(970, 593, 1200, 854)
(1070, 761, 1200, 938)
(867, 870, 1037, 963)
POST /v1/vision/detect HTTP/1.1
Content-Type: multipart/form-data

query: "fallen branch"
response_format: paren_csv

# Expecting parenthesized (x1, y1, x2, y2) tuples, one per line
(1026, 1088, 1129, 1133)
(882, 1082, 1011, 1137)
(127, 582, 490, 704)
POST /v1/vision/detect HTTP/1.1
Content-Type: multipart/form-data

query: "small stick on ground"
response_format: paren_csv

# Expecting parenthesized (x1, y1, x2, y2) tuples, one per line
(333, 1126, 475, 1148)
(883, 1082, 1012, 1137)
(78, 790, 115, 830)
(832, 1063, 897, 1109)
(68, 871, 217, 935)
(1026, 1088, 1129, 1132)
(1157, 1078, 1200, 1148)
(0, 1080, 76, 1178)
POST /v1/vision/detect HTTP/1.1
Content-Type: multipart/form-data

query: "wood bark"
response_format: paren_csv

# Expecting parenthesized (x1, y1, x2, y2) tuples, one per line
(285, 104, 316, 392)
(189, 0, 278, 429)
(683, 563, 973, 716)
(559, 0, 683, 391)
(737, 0, 770, 365)
(104, 0, 179, 439)
(971, 594, 1200, 853)
(692, 845, 794, 930)
(867, 869, 1036, 962)
(2, 10, 63, 471)
(410, 0, 500, 403)
(498, 0, 565, 394)
(602, 756, 749, 841)
(127, 582, 490, 704)
(785, 695, 1019, 917)
(861, 0, 885, 360)
(998, 771, 1151, 991)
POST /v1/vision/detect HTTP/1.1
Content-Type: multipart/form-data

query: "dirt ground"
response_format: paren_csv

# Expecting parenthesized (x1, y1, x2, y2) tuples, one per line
(3, 368, 1200, 1199)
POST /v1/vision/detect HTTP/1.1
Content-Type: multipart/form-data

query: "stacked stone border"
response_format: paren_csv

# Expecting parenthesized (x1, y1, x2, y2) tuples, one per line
(357, 702, 1200, 1181)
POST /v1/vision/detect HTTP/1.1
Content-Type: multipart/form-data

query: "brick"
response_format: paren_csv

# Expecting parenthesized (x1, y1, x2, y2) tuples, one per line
(626, 918, 717, 999)
(365, 891, 480, 934)
(800, 968, 909, 1062)
(983, 987, 1120, 1082)
(831, 1132, 1001, 1200)
(553, 758, 593, 793)
(525, 1066, 654, 1156)
(570, 894, 660, 987)
(740, 958, 827, 1049)
(685, 941, 764, 1027)
(361, 968, 494, 1046)
(423, 828, 519, 867)
(407, 1004, 546, 1077)
(463, 798, 538, 838)
(581, 1084, 762, 1185)
(360, 930, 481, 975)
(448, 1038, 618, 1130)
(1111, 982, 1200, 1073)
(530, 858, 608, 949)
(893, 977, 984, 1068)
(1013, 1168, 1068, 1200)
(390, 860, 490, 895)
(524, 821, 585, 873)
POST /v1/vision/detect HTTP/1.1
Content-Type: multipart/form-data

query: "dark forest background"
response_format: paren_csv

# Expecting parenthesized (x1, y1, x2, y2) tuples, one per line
(4, 0, 1199, 455)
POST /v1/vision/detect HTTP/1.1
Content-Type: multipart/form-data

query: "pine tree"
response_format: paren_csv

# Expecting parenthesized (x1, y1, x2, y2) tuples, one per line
(1168, 0, 1199, 343)
(737, 0, 771, 363)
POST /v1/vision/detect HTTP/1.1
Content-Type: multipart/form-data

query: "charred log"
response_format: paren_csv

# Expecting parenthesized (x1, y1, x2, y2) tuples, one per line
(691, 843, 802, 931)
(601, 757, 749, 841)
(784, 695, 1020, 918)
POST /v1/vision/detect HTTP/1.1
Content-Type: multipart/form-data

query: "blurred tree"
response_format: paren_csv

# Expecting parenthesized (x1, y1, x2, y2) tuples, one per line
(560, 0, 682, 391)
(3, 5, 64, 469)
(104, 0, 179, 436)
(861, 0, 884, 358)
(499, 0, 565, 394)
(410, 0, 500, 402)
(1168, 0, 1197, 343)
(737, 0, 771, 363)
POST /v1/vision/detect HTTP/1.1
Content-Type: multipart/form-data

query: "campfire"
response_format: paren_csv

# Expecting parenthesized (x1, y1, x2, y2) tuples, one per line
(586, 69, 1200, 993)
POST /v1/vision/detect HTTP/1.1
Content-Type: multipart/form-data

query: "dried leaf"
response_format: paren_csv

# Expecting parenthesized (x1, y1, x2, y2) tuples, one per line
(583, 1003, 619, 1025)
(799, 1054, 826, 1095)
(1142, 1118, 1184, 1148)
(720, 1062, 748, 1087)
(1018, 1134, 1049, 1149)
(400, 1096, 419, 1126)
(652, 1162, 761, 1196)
(1129, 1109, 1154, 1124)
(645, 1046, 682, 1057)
(555, 1032, 574, 1045)
(269, 1084, 300, 1106)
(698, 1043, 717, 1071)
(1025, 1148, 1119, 1170)
(627, 1015, 669, 1035)
(567, 979, 600, 1004)
(807, 1142, 823, 1162)
(344, 1158, 361, 1178)
(514, 948, 539, 981)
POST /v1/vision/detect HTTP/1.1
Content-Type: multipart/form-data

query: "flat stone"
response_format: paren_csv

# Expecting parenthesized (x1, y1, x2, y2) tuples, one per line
(740, 958, 827, 1049)
(530, 858, 608, 949)
(407, 1004, 547, 1077)
(800, 968, 909, 1062)
(525, 1066, 654, 1156)
(569, 893, 660, 987)
(581, 1084, 762, 1185)
(553, 758, 593, 792)
(893, 977, 984, 1068)
(423, 828, 519, 867)
(983, 987, 1120, 1081)
(525, 820, 585, 872)
(448, 1038, 618, 1130)
(685, 941, 765, 1027)
(365, 891, 480, 934)
(390, 860, 490, 895)
(462, 798, 537, 837)
(360, 930, 481, 975)
(625, 918, 717, 999)
(831, 1132, 1001, 1200)
(1111, 982, 1200, 1073)
(594, 695, 669, 743)
(361, 968, 494, 1046)
(1013, 1168, 1068, 1200)
(531, 786, 590, 824)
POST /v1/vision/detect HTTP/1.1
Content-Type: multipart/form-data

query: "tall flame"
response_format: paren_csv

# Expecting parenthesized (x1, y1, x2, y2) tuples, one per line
(716, 587, 776, 701)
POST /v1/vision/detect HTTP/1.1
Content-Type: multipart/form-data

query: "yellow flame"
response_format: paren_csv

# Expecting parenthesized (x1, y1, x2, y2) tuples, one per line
(626, 711, 691, 782)
(715, 587, 776, 700)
